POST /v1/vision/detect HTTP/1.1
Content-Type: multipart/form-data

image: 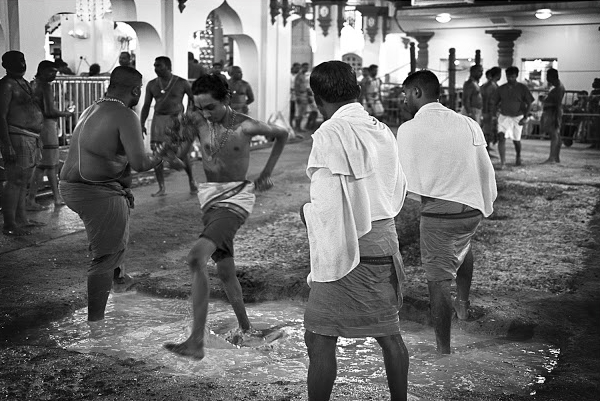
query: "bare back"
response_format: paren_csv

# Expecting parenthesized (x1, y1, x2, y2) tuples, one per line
(60, 102, 145, 187)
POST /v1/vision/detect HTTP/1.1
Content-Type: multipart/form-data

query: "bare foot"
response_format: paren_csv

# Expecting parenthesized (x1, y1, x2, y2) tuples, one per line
(542, 158, 559, 164)
(164, 340, 205, 360)
(151, 189, 167, 197)
(3, 227, 32, 236)
(113, 273, 136, 293)
(453, 297, 470, 320)
(55, 198, 66, 207)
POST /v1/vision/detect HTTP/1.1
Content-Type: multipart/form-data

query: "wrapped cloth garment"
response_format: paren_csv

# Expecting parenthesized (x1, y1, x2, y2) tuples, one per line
(196, 181, 255, 221)
(60, 181, 133, 275)
(304, 219, 405, 338)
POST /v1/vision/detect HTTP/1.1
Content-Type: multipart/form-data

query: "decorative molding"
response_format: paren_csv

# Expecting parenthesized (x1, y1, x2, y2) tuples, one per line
(406, 31, 435, 69)
(317, 4, 332, 36)
(485, 29, 522, 68)
(177, 0, 187, 13)
(356, 5, 389, 43)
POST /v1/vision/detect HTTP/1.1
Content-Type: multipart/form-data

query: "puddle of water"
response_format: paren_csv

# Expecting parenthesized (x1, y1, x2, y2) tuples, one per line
(28, 292, 559, 396)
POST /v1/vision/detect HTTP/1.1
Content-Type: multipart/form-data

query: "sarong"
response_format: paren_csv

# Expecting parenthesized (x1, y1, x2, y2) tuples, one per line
(201, 207, 245, 262)
(420, 211, 482, 282)
(498, 114, 524, 141)
(60, 181, 132, 276)
(304, 219, 405, 338)
(38, 119, 60, 169)
(151, 113, 177, 143)
(541, 107, 562, 131)
(196, 181, 255, 220)
(6, 131, 38, 172)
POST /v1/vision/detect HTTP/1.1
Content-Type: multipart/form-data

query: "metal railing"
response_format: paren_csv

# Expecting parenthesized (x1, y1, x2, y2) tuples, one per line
(52, 76, 110, 146)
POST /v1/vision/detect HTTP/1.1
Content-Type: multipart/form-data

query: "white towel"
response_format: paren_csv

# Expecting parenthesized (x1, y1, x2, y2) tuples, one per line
(304, 103, 407, 283)
(396, 102, 497, 217)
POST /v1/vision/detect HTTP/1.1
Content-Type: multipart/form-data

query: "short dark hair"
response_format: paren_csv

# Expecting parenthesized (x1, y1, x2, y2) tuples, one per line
(309, 60, 360, 104)
(470, 64, 483, 74)
(109, 66, 142, 90)
(402, 70, 440, 98)
(368, 64, 378, 72)
(547, 68, 558, 80)
(155, 56, 172, 70)
(2, 50, 24, 69)
(506, 66, 519, 76)
(192, 73, 230, 101)
(489, 66, 502, 79)
(36, 60, 56, 76)
(89, 63, 101, 76)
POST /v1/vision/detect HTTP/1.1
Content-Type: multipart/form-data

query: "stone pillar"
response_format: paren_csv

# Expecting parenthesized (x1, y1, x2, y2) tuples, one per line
(485, 29, 522, 68)
(406, 31, 434, 70)
(448, 48, 456, 111)
(409, 42, 416, 74)
(312, 0, 346, 66)
(356, 5, 388, 68)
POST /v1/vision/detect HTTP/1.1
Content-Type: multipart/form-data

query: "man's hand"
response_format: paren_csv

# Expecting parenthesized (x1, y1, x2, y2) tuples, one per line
(254, 175, 273, 192)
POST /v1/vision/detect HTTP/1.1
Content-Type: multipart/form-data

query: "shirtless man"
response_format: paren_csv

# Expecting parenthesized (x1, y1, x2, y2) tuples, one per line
(228, 66, 254, 114)
(141, 56, 197, 197)
(26, 60, 73, 211)
(60, 66, 163, 321)
(164, 73, 288, 359)
(0, 51, 45, 236)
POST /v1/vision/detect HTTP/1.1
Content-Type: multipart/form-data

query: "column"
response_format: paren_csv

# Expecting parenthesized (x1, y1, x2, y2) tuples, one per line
(355, 5, 388, 67)
(485, 29, 522, 68)
(312, 0, 346, 66)
(406, 31, 434, 70)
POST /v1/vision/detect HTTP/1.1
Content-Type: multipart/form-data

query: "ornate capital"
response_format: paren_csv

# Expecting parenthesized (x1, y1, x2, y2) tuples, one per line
(485, 29, 522, 68)
(406, 31, 434, 69)
(177, 0, 187, 13)
(356, 5, 388, 43)
(312, 0, 347, 37)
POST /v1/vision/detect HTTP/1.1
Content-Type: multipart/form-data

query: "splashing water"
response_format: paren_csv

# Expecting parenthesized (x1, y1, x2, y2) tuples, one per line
(27, 292, 559, 396)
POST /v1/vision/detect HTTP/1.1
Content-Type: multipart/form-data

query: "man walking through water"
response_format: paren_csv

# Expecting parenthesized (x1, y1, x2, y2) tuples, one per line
(60, 66, 163, 321)
(164, 73, 288, 359)
(397, 70, 496, 354)
(140, 56, 197, 197)
(301, 61, 409, 400)
(0, 50, 45, 236)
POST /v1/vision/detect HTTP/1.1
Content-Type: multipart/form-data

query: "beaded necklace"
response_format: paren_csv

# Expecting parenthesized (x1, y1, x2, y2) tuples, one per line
(95, 97, 127, 107)
(158, 75, 174, 94)
(207, 107, 236, 161)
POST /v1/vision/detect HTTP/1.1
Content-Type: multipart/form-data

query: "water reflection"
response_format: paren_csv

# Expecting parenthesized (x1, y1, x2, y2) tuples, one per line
(33, 292, 559, 396)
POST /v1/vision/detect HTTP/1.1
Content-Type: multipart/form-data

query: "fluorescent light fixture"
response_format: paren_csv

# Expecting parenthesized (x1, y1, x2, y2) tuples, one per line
(436, 13, 452, 23)
(535, 9, 552, 20)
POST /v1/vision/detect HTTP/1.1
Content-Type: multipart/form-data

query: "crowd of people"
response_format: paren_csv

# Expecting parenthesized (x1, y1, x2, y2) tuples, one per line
(0, 47, 584, 401)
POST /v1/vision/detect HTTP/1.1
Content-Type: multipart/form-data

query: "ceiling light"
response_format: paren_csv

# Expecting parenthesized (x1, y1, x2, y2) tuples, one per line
(436, 13, 451, 23)
(535, 9, 552, 20)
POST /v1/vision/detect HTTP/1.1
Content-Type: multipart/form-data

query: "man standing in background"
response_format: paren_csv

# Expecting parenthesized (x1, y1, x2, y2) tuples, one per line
(480, 67, 502, 155)
(140, 56, 197, 197)
(26, 60, 73, 211)
(228, 66, 254, 115)
(542, 68, 566, 163)
(0, 51, 45, 236)
(492, 66, 534, 169)
(461, 64, 484, 124)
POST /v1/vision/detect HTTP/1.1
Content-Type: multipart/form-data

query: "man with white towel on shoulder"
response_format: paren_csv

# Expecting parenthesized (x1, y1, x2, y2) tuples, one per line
(301, 60, 410, 401)
(396, 70, 497, 355)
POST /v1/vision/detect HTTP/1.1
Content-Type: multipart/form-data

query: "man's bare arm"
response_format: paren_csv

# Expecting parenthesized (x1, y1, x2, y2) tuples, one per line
(42, 84, 72, 119)
(0, 80, 15, 160)
(140, 82, 155, 134)
(246, 84, 255, 105)
(245, 120, 288, 191)
(119, 108, 161, 172)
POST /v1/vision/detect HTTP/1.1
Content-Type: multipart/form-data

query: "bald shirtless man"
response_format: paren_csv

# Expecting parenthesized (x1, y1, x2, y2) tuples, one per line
(141, 56, 197, 197)
(164, 73, 288, 359)
(0, 51, 45, 236)
(228, 66, 254, 114)
(60, 66, 163, 321)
